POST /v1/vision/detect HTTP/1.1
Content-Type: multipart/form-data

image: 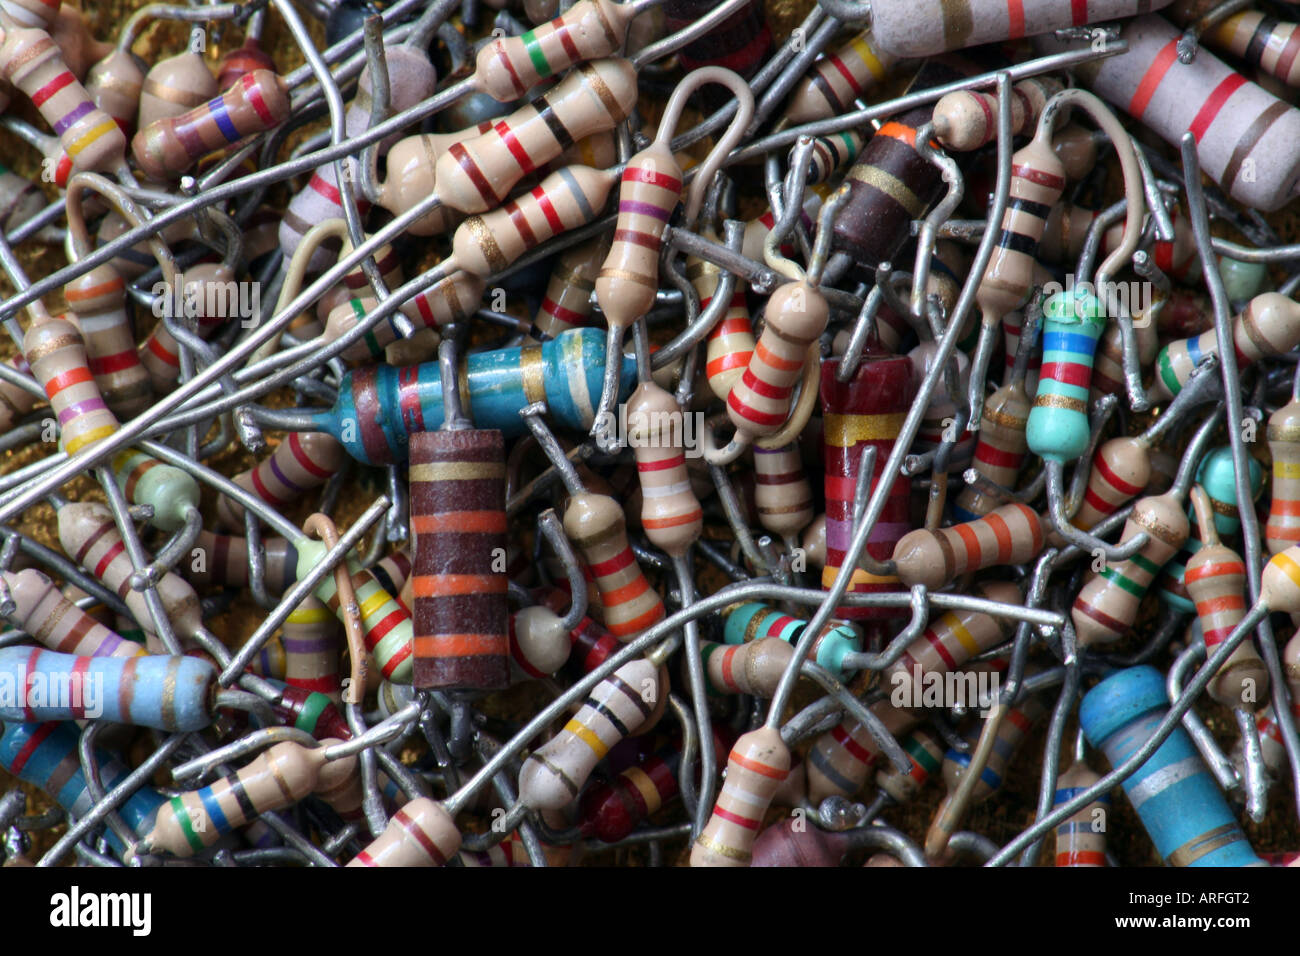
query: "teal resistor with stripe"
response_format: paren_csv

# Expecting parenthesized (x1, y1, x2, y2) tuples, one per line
(1080, 666, 1264, 867)
(110, 447, 201, 532)
(302, 328, 636, 466)
(1156, 447, 1263, 613)
(722, 602, 861, 681)
(0, 720, 165, 856)
(0, 647, 215, 731)
(1026, 288, 1106, 462)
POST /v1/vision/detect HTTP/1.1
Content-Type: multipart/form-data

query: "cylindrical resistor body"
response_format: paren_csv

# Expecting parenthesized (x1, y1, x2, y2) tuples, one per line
(281, 598, 342, 702)
(216, 432, 345, 529)
(1267, 399, 1300, 554)
(700, 637, 794, 697)
(806, 701, 919, 802)
(1071, 437, 1150, 532)
(136, 51, 216, 129)
(722, 602, 860, 681)
(534, 235, 607, 339)
(1026, 287, 1107, 462)
(892, 502, 1046, 589)
(3, 568, 143, 659)
(691, 243, 754, 401)
(691, 726, 790, 867)
(563, 492, 665, 639)
(1185, 530, 1269, 708)
(347, 797, 462, 866)
(752, 443, 814, 541)
(1079, 665, 1263, 866)
(784, 28, 895, 124)
(952, 380, 1031, 521)
(625, 381, 702, 555)
(1052, 762, 1110, 866)
(409, 428, 509, 691)
(63, 264, 152, 418)
(23, 315, 120, 455)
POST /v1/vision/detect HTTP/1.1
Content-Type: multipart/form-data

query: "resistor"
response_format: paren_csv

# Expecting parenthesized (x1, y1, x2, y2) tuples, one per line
(1254, 631, 1300, 774)
(0, 25, 125, 173)
(1268, 399, 1300, 554)
(563, 492, 665, 639)
(283, 328, 635, 465)
(1079, 665, 1262, 866)
(506, 605, 571, 680)
(1154, 293, 1300, 400)
(0, 646, 214, 731)
(322, 271, 480, 363)
(691, 726, 790, 867)
(0, 164, 49, 234)
(892, 502, 1046, 590)
(1184, 486, 1269, 708)
(784, 28, 895, 125)
(143, 739, 354, 857)
(138, 262, 240, 393)
(909, 341, 973, 473)
(136, 49, 216, 131)
(3, 567, 143, 659)
(1, 0, 61, 29)
(1070, 437, 1151, 532)
(881, 580, 1023, 702)
(820, 353, 918, 620)
(216, 432, 345, 529)
(281, 598, 342, 703)
(1091, 317, 1158, 402)
(49, 5, 110, 82)
(260, 678, 352, 742)
(62, 263, 152, 418)
(752, 443, 814, 542)
(805, 701, 919, 802)
(0, 720, 165, 857)
(932, 76, 1060, 151)
(533, 585, 621, 678)
(700, 637, 794, 697)
(937, 692, 1045, 809)
(23, 314, 120, 455)
(626, 381, 703, 556)
(1026, 288, 1107, 462)
(807, 128, 865, 184)
(370, 548, 413, 604)
(952, 378, 1031, 521)
(185, 530, 298, 595)
(347, 797, 462, 867)
(217, 36, 276, 90)
(94, 211, 195, 279)
(1052, 762, 1109, 866)
(109, 446, 200, 532)
(1037, 202, 1099, 265)
(663, 0, 771, 79)
(518, 655, 660, 809)
(722, 602, 860, 682)
(367, 124, 488, 239)
(689, 235, 754, 401)
(874, 727, 946, 805)
(131, 70, 290, 180)
(534, 235, 608, 339)
(1072, 492, 1188, 647)
(1044, 14, 1300, 211)
(410, 428, 509, 691)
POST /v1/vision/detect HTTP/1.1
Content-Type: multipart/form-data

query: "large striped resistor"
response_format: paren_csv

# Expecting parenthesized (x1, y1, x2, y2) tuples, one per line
(1184, 486, 1269, 709)
(300, 328, 636, 465)
(410, 428, 509, 691)
(3, 568, 143, 659)
(1026, 287, 1107, 462)
(626, 381, 703, 556)
(0, 25, 126, 173)
(0, 720, 165, 857)
(63, 263, 152, 419)
(881, 579, 1023, 702)
(346, 797, 462, 867)
(752, 443, 814, 542)
(435, 59, 635, 215)
(873, 0, 1175, 58)
(57, 501, 203, 641)
(518, 655, 660, 809)
(281, 598, 342, 703)
(1040, 15, 1300, 211)
(691, 726, 790, 867)
(1071, 492, 1188, 647)
(1268, 399, 1300, 555)
(806, 700, 919, 802)
(820, 353, 918, 620)
(1153, 293, 1300, 400)
(932, 76, 1061, 151)
(0, 646, 214, 731)
(562, 492, 665, 639)
(216, 432, 345, 529)
(131, 70, 290, 180)
(1053, 762, 1110, 866)
(892, 502, 1046, 590)
(784, 28, 895, 125)
(722, 602, 860, 682)
(664, 0, 771, 80)
(143, 739, 354, 857)
(952, 378, 1031, 522)
(1079, 665, 1263, 866)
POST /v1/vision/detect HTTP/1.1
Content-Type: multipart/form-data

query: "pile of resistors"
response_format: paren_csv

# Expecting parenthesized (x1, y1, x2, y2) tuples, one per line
(9, 0, 1300, 870)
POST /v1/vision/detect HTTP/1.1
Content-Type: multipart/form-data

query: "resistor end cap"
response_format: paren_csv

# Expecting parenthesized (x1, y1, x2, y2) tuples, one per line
(1078, 664, 1166, 749)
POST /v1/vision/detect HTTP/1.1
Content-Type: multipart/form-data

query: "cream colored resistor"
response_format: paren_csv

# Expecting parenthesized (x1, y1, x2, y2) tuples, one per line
(517, 656, 660, 809)
(783, 28, 896, 125)
(1053, 761, 1109, 866)
(752, 443, 814, 541)
(1267, 399, 1300, 554)
(933, 76, 1061, 151)
(433, 59, 636, 215)
(691, 727, 791, 867)
(0, 25, 126, 173)
(806, 701, 919, 803)
(892, 502, 1046, 589)
(1071, 492, 1189, 647)
(62, 262, 152, 418)
(801, 514, 828, 570)
(563, 492, 665, 639)
(136, 49, 217, 130)
(689, 230, 755, 401)
(85, 48, 144, 135)
(217, 432, 346, 529)
(625, 381, 703, 556)
(534, 235, 609, 339)
(144, 740, 354, 857)
(347, 797, 463, 867)
(701, 637, 793, 697)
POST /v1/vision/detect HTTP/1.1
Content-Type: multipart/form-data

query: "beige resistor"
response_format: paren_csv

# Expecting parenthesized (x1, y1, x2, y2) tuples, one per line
(372, 123, 489, 237)
(691, 726, 791, 867)
(806, 701, 919, 803)
(783, 28, 896, 125)
(892, 502, 1046, 589)
(533, 234, 609, 339)
(137, 50, 217, 130)
(63, 262, 152, 418)
(933, 76, 1061, 151)
(217, 432, 346, 528)
(347, 797, 463, 867)
(85, 49, 144, 134)
(752, 443, 814, 541)
(625, 380, 703, 556)
(1052, 123, 1100, 181)
(801, 514, 828, 570)
(701, 636, 793, 697)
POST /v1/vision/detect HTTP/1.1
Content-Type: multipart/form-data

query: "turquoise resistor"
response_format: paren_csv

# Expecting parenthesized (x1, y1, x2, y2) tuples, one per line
(1218, 257, 1270, 305)
(110, 447, 200, 532)
(0, 647, 215, 731)
(0, 720, 166, 856)
(1079, 666, 1264, 867)
(1156, 447, 1264, 613)
(1026, 288, 1106, 462)
(723, 602, 861, 681)
(295, 328, 636, 466)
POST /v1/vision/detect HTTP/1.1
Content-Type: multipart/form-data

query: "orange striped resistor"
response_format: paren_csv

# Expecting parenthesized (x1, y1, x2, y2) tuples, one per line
(1267, 399, 1300, 554)
(691, 727, 791, 866)
(62, 263, 151, 419)
(891, 502, 1046, 590)
(563, 492, 665, 640)
(626, 381, 703, 557)
(689, 231, 754, 401)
